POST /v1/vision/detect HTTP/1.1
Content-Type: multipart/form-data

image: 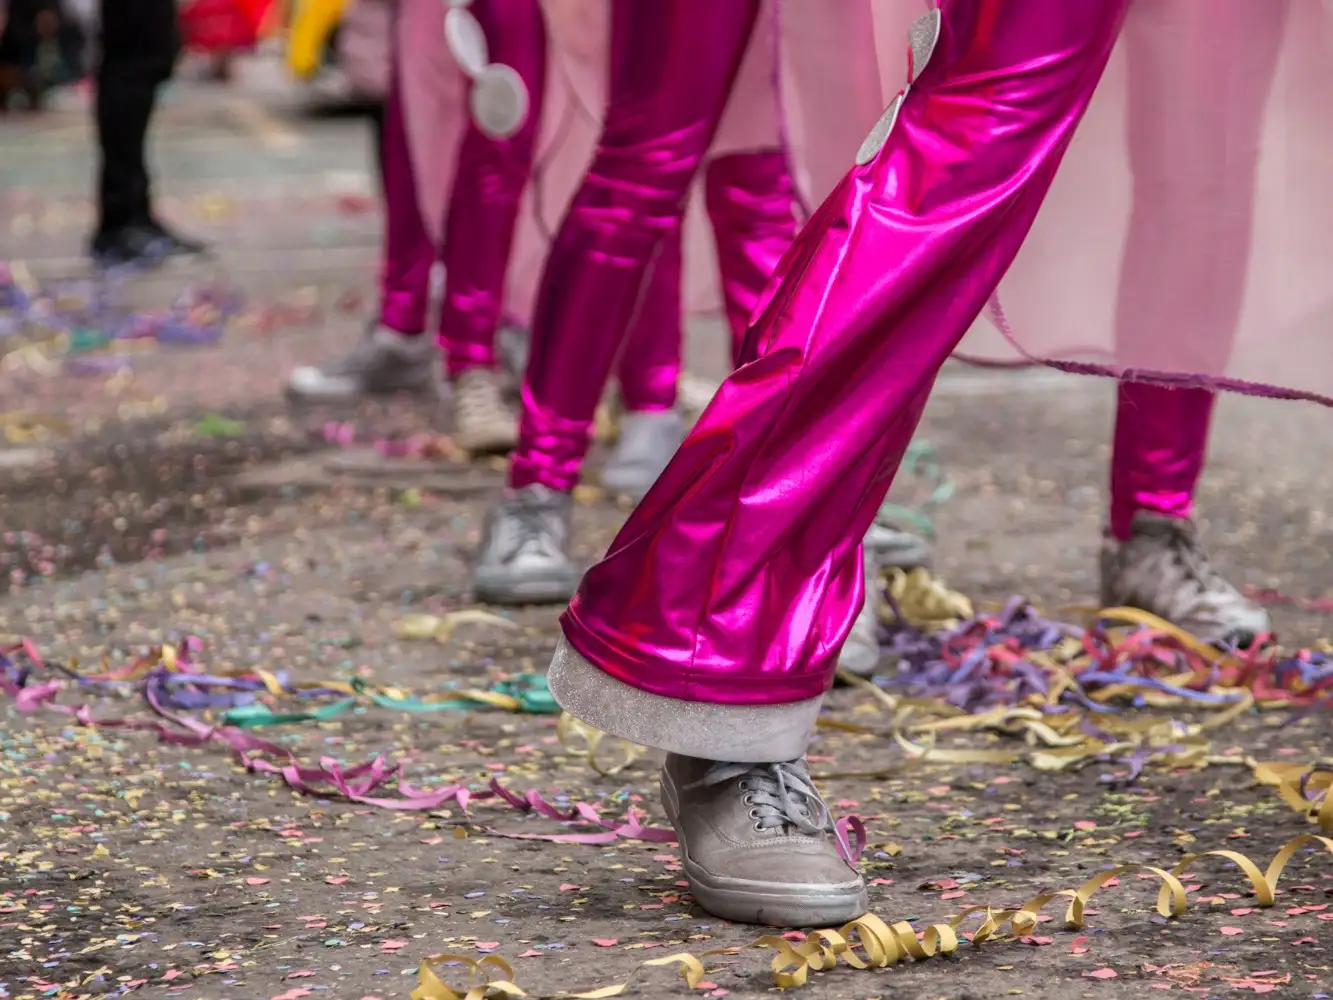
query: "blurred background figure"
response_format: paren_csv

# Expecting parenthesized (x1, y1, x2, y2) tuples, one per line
(93, 0, 208, 265)
(178, 0, 274, 83)
(0, 0, 86, 112)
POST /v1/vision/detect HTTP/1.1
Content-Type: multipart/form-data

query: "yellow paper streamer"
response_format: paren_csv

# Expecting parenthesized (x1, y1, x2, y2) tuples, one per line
(556, 712, 644, 777)
(413, 835, 1333, 998)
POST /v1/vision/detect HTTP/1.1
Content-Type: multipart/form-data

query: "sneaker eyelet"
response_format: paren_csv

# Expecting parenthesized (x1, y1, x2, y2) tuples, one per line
(752, 821, 764, 832)
(742, 794, 754, 806)
(748, 808, 759, 819)
(737, 780, 749, 791)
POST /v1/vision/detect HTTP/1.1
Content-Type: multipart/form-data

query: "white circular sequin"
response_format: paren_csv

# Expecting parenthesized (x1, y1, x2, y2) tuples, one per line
(469, 64, 529, 139)
(444, 5, 489, 78)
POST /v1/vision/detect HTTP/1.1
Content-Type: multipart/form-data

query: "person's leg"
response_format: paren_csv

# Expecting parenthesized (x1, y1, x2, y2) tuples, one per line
(286, 54, 438, 403)
(1101, 0, 1285, 645)
(94, 0, 206, 263)
(438, 0, 547, 453)
(94, 57, 156, 237)
(473, 0, 762, 604)
(704, 150, 798, 364)
(602, 226, 687, 499)
(548, 0, 1128, 927)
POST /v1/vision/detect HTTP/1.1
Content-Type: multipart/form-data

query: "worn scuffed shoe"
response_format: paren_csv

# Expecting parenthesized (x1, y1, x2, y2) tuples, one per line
(661, 754, 868, 927)
(601, 410, 686, 500)
(452, 367, 518, 454)
(837, 523, 933, 678)
(286, 325, 437, 403)
(1100, 512, 1270, 647)
(473, 484, 581, 605)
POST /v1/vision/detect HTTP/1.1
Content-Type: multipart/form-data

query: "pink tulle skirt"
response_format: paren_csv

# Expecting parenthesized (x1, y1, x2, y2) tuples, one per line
(397, 0, 1333, 403)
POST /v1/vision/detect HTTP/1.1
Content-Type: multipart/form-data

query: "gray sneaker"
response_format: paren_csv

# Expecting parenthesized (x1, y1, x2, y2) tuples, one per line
(661, 754, 867, 927)
(601, 410, 686, 499)
(452, 367, 518, 454)
(1100, 512, 1270, 647)
(473, 484, 581, 604)
(838, 523, 932, 678)
(286, 324, 438, 403)
(838, 549, 884, 679)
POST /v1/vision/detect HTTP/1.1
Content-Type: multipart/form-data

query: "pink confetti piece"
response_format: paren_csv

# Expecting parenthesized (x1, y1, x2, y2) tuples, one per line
(592, 939, 618, 948)
(1219, 926, 1244, 936)
(246, 877, 271, 886)
(1083, 968, 1118, 980)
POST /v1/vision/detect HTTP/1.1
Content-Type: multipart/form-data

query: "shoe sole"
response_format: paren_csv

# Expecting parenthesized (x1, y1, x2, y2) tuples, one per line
(660, 772, 869, 928)
(473, 568, 580, 606)
(455, 434, 519, 457)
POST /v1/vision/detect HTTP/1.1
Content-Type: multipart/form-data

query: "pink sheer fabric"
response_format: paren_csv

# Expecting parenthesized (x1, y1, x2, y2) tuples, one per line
(961, 0, 1333, 404)
(393, 0, 897, 330)
(397, 0, 1333, 400)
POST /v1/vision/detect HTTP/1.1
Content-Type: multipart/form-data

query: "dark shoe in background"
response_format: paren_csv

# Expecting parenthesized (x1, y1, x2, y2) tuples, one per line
(90, 221, 210, 269)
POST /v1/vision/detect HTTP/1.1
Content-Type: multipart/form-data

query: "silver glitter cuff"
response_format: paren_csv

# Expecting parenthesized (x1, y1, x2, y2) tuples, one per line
(547, 635, 823, 764)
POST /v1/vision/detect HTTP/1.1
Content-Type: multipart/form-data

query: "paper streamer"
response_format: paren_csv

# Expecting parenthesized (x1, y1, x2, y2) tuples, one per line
(412, 834, 1333, 998)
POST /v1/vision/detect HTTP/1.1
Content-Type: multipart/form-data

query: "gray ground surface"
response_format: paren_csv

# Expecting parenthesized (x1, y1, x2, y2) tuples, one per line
(2, 58, 1332, 1000)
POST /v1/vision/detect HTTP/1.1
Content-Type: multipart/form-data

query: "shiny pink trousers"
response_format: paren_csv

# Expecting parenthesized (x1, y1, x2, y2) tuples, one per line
(379, 0, 792, 401)
(562, 0, 1131, 707)
(617, 151, 799, 414)
(1109, 0, 1286, 539)
(510, 0, 806, 492)
(377, 0, 545, 379)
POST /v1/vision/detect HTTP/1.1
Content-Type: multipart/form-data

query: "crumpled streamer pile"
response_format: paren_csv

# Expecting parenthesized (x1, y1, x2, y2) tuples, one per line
(0, 261, 243, 380)
(836, 572, 1332, 780)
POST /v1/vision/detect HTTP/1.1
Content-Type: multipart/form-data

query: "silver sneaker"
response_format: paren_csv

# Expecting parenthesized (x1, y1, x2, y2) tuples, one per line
(286, 324, 438, 403)
(473, 484, 581, 605)
(452, 367, 518, 454)
(661, 755, 867, 927)
(601, 410, 686, 500)
(838, 523, 933, 678)
(1100, 512, 1270, 647)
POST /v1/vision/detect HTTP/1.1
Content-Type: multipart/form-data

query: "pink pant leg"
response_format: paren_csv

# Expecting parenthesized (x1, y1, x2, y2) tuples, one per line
(378, 66, 434, 336)
(438, 0, 547, 380)
(561, 0, 1130, 712)
(704, 150, 798, 364)
(616, 226, 684, 414)
(615, 148, 799, 412)
(509, 0, 762, 492)
(1108, 0, 1289, 539)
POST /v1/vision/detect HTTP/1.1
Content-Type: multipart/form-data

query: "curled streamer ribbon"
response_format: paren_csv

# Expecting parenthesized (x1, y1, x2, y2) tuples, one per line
(414, 835, 1333, 997)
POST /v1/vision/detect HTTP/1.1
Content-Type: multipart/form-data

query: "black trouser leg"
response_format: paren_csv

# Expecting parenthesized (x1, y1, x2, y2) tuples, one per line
(95, 66, 158, 233)
(95, 0, 179, 236)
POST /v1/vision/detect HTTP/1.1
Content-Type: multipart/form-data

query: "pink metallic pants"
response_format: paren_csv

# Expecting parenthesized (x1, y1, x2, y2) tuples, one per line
(437, 0, 548, 378)
(562, 0, 1130, 707)
(376, 0, 547, 374)
(1108, 0, 1286, 539)
(377, 71, 435, 337)
(615, 150, 800, 413)
(510, 0, 765, 491)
